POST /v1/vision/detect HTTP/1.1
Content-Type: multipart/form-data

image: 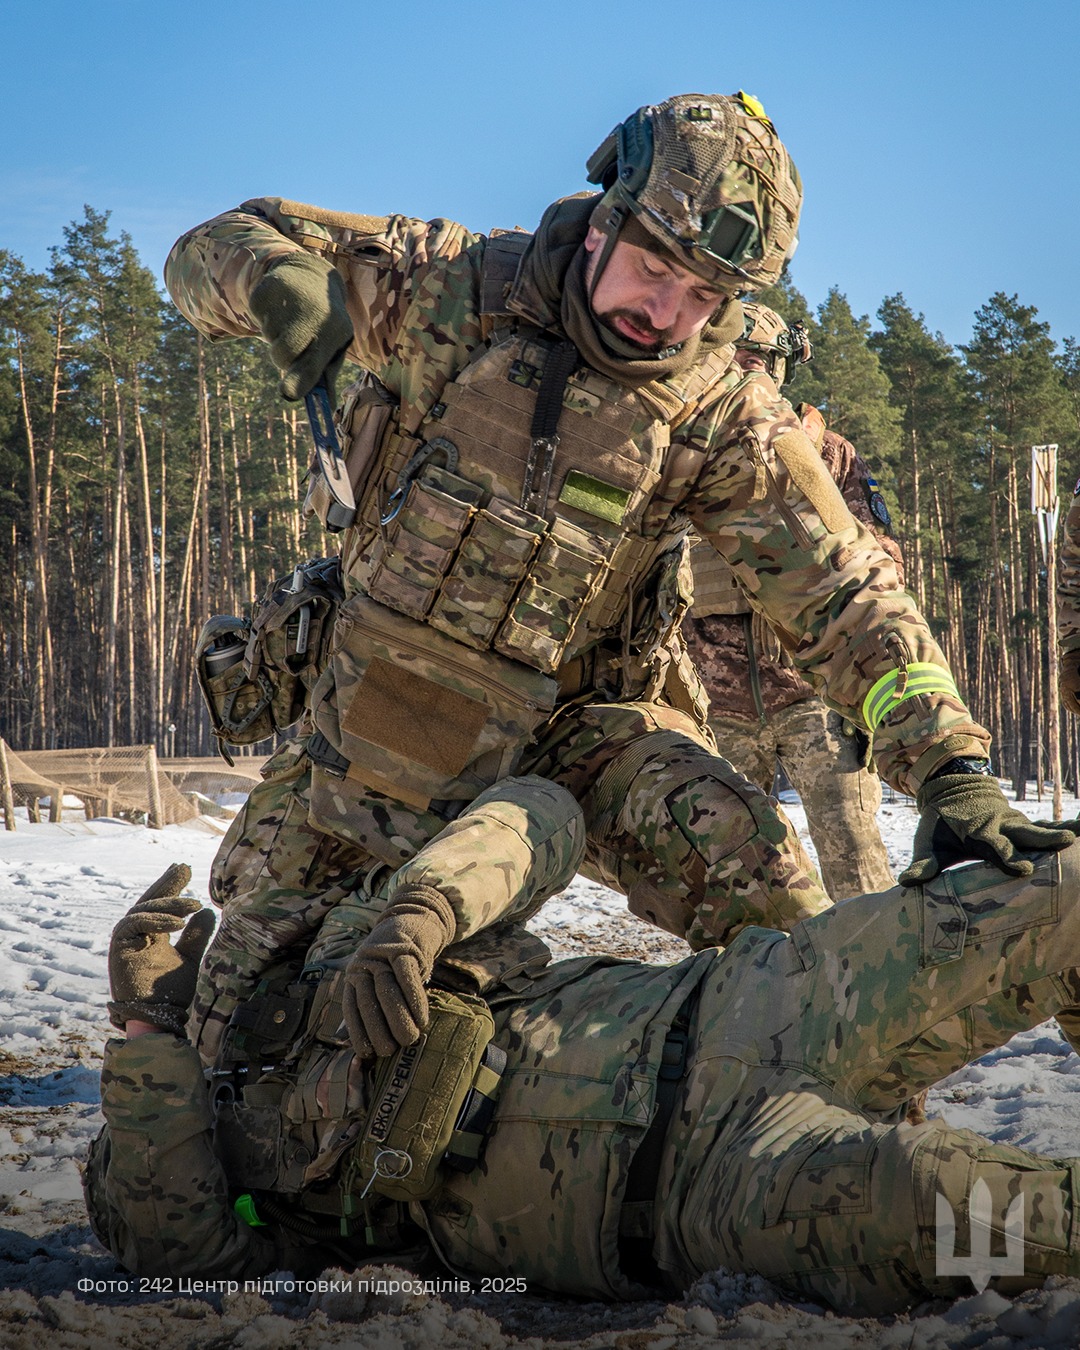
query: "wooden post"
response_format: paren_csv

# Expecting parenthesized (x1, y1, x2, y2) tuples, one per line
(146, 744, 164, 829)
(1049, 526, 1064, 820)
(49, 786, 63, 823)
(0, 740, 16, 832)
(1032, 445, 1063, 815)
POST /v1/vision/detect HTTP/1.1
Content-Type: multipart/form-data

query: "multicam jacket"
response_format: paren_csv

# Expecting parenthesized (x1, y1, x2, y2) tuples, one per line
(166, 196, 988, 823)
(685, 411, 906, 721)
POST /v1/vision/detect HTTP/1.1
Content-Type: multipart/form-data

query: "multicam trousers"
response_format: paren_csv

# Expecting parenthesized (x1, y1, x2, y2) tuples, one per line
(189, 738, 586, 1065)
(651, 844, 1080, 1314)
(708, 699, 895, 901)
(191, 703, 832, 1066)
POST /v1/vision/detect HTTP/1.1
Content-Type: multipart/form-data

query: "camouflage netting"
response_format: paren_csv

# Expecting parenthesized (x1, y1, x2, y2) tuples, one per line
(158, 756, 266, 803)
(0, 743, 250, 828)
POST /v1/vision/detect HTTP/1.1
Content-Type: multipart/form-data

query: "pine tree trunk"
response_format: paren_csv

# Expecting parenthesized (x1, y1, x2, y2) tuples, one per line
(15, 333, 53, 748)
(132, 382, 159, 746)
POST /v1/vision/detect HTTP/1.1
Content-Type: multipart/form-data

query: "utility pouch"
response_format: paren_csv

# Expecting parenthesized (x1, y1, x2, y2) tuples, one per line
(195, 616, 277, 759)
(310, 592, 557, 813)
(432, 922, 553, 997)
(616, 536, 705, 718)
(687, 537, 750, 619)
(245, 556, 345, 732)
(213, 1100, 284, 1191)
(219, 975, 316, 1066)
(304, 372, 397, 531)
(428, 497, 546, 651)
(195, 558, 345, 758)
(348, 987, 506, 1202)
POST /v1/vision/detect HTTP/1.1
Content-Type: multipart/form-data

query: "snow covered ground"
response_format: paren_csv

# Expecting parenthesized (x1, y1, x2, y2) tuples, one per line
(2, 787, 1080, 1347)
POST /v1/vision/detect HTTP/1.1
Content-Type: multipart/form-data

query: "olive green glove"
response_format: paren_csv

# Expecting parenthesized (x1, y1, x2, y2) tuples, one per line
(248, 252, 354, 402)
(342, 885, 457, 1060)
(899, 774, 1080, 886)
(107, 864, 217, 1035)
(1058, 648, 1080, 716)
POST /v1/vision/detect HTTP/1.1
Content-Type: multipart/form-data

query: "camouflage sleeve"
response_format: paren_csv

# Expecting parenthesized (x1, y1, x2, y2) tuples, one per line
(821, 429, 907, 588)
(93, 1035, 278, 1278)
(164, 196, 480, 377)
(1058, 491, 1080, 654)
(683, 375, 989, 796)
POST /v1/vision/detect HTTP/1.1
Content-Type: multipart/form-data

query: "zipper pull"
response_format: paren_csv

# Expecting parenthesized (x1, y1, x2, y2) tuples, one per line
(884, 635, 911, 697)
(741, 429, 767, 501)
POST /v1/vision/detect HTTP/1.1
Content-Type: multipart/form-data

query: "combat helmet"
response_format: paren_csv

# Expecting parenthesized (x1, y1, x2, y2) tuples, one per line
(585, 91, 802, 292)
(738, 301, 813, 387)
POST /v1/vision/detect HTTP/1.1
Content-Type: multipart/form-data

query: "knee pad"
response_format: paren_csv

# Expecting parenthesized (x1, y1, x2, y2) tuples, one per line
(586, 724, 829, 944)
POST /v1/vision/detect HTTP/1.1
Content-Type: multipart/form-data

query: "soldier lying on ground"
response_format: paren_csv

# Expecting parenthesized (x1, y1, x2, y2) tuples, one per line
(684, 302, 901, 899)
(87, 829, 1080, 1317)
(167, 92, 1074, 1074)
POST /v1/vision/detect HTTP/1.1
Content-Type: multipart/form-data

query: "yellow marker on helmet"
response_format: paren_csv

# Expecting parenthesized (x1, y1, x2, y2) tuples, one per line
(737, 91, 774, 131)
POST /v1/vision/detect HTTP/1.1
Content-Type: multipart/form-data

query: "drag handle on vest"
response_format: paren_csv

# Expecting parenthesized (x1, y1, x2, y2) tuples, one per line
(305, 380, 356, 531)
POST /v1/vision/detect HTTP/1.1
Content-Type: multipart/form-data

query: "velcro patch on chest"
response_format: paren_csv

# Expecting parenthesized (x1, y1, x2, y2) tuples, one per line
(558, 470, 632, 524)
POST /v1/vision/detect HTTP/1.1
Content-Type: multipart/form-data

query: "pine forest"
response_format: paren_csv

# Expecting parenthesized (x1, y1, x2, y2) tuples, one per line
(2, 207, 1079, 800)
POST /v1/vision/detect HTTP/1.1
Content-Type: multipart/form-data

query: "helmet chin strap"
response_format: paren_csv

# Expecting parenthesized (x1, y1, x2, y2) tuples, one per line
(585, 200, 630, 304)
(583, 201, 678, 360)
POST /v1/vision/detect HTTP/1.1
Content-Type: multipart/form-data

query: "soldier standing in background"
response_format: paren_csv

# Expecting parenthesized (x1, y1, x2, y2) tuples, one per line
(166, 92, 1072, 1075)
(684, 304, 900, 898)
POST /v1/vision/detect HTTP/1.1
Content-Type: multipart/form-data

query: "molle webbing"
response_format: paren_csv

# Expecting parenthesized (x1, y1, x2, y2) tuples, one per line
(344, 240, 735, 679)
(583, 534, 668, 635)
(522, 339, 579, 514)
(688, 542, 750, 618)
(479, 230, 533, 321)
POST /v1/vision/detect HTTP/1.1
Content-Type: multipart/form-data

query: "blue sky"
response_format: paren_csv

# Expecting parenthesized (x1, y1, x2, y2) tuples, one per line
(4, 1, 1078, 350)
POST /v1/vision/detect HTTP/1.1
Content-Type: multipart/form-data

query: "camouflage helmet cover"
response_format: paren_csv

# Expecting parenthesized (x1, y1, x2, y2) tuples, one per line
(586, 92, 802, 290)
(737, 300, 813, 386)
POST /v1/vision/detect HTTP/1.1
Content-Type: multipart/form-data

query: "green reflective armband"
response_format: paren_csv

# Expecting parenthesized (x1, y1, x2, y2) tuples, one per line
(234, 1192, 267, 1227)
(862, 662, 961, 734)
